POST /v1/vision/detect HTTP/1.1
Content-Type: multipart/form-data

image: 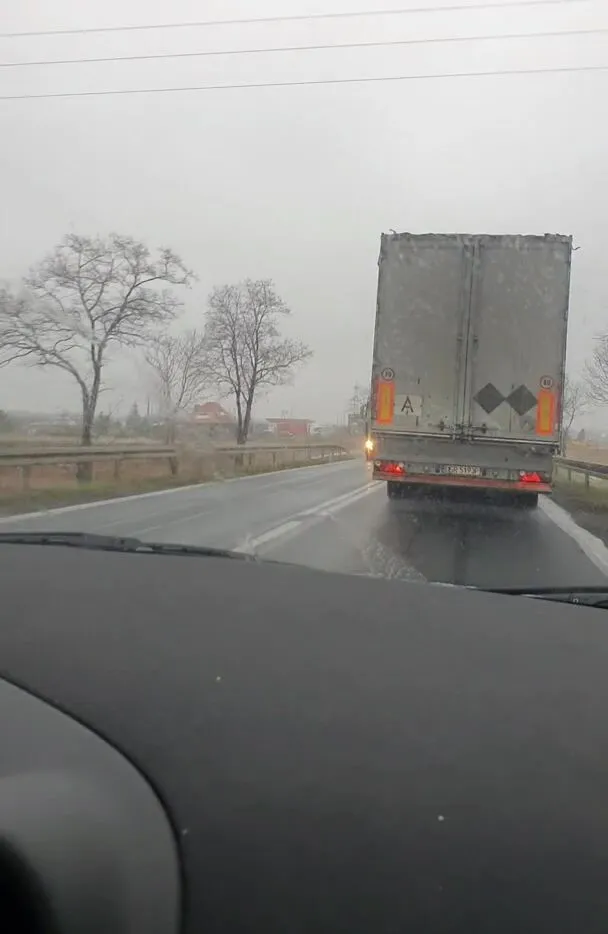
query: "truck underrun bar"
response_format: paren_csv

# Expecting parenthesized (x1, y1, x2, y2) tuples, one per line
(373, 471, 552, 493)
(374, 432, 559, 448)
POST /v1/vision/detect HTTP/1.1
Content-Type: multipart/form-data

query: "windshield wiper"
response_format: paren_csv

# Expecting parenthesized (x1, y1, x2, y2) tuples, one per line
(0, 531, 246, 560)
(478, 585, 608, 609)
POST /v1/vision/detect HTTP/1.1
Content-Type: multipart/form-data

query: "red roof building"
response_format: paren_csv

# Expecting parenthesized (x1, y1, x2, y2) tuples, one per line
(192, 402, 234, 425)
(266, 418, 314, 438)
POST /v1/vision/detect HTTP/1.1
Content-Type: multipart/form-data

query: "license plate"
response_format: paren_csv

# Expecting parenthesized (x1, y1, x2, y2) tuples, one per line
(440, 465, 482, 477)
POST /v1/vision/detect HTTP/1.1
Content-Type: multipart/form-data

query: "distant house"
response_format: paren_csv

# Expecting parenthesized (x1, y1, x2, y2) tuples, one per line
(249, 419, 276, 439)
(266, 418, 313, 439)
(193, 402, 234, 424)
(192, 402, 235, 439)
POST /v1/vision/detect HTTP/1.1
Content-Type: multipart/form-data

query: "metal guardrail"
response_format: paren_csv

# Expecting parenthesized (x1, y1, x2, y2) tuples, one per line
(0, 445, 179, 488)
(554, 456, 608, 487)
(0, 445, 176, 467)
(0, 442, 350, 490)
(196, 443, 350, 477)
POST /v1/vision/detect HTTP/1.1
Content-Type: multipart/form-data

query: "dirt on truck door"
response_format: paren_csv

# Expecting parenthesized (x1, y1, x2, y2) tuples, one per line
(372, 233, 473, 437)
(464, 234, 571, 444)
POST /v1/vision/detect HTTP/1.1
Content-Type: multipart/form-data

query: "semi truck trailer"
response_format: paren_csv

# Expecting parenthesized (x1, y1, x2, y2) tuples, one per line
(367, 232, 572, 507)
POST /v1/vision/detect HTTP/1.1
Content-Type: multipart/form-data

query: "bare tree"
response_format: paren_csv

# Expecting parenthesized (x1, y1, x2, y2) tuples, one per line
(204, 279, 312, 444)
(348, 382, 369, 417)
(0, 234, 192, 457)
(562, 375, 588, 439)
(585, 333, 608, 405)
(145, 329, 207, 443)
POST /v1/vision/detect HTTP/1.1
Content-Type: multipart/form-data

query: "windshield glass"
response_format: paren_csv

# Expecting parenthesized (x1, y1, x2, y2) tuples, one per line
(0, 0, 606, 592)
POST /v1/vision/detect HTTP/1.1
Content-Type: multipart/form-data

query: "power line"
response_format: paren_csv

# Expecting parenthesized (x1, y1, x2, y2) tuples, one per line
(0, 0, 589, 40)
(2, 25, 605, 69)
(0, 62, 605, 101)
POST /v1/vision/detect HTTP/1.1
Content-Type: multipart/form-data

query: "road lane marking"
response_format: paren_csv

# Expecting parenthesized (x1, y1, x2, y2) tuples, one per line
(222, 457, 354, 485)
(233, 482, 382, 554)
(540, 496, 608, 577)
(75, 462, 361, 532)
(237, 520, 302, 550)
(130, 475, 374, 540)
(0, 460, 358, 525)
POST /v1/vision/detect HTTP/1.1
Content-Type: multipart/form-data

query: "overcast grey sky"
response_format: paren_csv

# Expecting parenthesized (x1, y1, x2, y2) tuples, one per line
(0, 0, 606, 421)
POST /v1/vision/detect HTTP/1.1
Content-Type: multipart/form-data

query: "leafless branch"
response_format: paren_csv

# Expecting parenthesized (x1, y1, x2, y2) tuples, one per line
(562, 374, 588, 437)
(585, 333, 608, 406)
(144, 329, 208, 442)
(203, 278, 312, 443)
(0, 233, 192, 450)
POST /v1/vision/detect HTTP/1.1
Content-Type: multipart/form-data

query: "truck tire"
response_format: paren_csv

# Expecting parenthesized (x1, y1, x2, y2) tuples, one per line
(387, 481, 400, 499)
(518, 492, 538, 509)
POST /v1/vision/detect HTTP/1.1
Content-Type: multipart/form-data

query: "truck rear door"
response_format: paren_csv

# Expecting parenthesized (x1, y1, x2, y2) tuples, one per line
(372, 234, 471, 436)
(464, 235, 571, 444)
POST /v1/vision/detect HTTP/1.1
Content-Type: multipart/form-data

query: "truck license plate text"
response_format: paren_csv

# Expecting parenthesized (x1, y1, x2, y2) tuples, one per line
(440, 465, 482, 477)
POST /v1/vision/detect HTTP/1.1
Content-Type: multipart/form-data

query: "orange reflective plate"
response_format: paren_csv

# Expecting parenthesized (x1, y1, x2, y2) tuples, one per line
(376, 380, 395, 424)
(536, 388, 556, 435)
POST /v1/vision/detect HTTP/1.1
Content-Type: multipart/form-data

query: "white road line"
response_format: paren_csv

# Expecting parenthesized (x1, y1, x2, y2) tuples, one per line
(238, 520, 302, 550)
(77, 462, 358, 533)
(0, 459, 356, 525)
(234, 482, 382, 554)
(540, 496, 608, 577)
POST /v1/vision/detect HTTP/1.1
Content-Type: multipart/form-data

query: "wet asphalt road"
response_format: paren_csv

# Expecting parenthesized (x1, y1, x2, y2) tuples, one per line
(1, 459, 606, 589)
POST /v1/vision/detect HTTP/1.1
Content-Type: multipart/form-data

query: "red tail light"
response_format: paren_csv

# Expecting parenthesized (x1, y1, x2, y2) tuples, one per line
(520, 471, 542, 483)
(383, 462, 406, 475)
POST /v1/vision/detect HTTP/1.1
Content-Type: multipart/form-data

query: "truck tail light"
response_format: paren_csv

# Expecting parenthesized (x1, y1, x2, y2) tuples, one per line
(520, 471, 542, 483)
(383, 462, 406, 475)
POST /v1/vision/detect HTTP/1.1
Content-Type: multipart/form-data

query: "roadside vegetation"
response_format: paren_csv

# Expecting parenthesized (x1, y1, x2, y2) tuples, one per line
(552, 488, 608, 548)
(0, 441, 354, 518)
(0, 232, 313, 454)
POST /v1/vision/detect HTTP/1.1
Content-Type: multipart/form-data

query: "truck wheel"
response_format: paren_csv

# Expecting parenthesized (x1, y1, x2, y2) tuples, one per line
(387, 481, 400, 499)
(518, 493, 538, 509)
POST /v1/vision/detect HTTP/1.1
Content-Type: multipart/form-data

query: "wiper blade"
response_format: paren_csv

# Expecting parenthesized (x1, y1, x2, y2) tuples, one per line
(477, 585, 608, 609)
(0, 531, 244, 560)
